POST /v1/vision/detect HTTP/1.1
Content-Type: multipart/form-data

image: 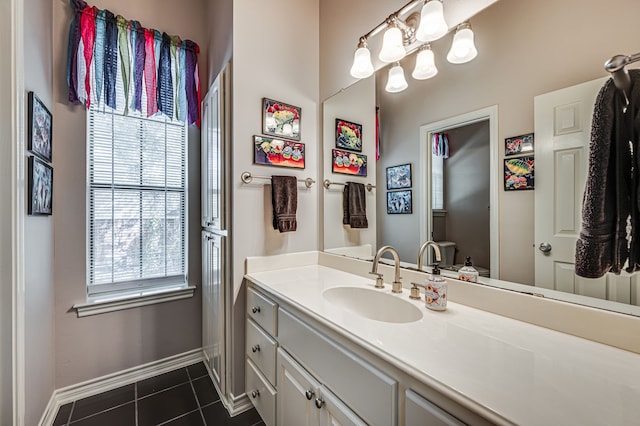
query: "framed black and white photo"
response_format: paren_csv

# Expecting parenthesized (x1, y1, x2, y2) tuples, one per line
(28, 91, 53, 163)
(28, 156, 53, 215)
(387, 190, 412, 214)
(386, 163, 412, 189)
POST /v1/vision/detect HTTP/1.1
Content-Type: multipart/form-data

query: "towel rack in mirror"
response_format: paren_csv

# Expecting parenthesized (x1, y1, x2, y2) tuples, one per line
(323, 179, 375, 192)
(241, 171, 315, 188)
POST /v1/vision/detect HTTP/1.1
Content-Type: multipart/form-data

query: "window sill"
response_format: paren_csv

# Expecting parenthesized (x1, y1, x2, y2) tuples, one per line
(73, 285, 196, 317)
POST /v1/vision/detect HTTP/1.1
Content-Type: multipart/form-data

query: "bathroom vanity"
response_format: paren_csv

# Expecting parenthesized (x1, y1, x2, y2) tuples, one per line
(244, 252, 640, 426)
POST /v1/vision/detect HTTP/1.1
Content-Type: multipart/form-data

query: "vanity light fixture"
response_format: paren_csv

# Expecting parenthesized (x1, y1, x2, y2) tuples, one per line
(350, 37, 375, 78)
(385, 62, 409, 93)
(379, 20, 407, 63)
(415, 0, 448, 42)
(412, 44, 438, 80)
(348, 0, 478, 92)
(447, 22, 478, 64)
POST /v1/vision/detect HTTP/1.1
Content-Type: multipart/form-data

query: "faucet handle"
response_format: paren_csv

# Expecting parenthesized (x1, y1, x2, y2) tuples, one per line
(369, 271, 385, 289)
(409, 282, 422, 300)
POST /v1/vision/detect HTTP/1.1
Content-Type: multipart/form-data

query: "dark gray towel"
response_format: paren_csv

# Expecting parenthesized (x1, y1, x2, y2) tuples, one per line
(575, 70, 640, 277)
(271, 176, 297, 233)
(342, 182, 368, 229)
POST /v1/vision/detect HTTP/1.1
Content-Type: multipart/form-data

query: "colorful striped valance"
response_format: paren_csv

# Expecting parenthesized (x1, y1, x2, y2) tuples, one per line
(67, 0, 201, 126)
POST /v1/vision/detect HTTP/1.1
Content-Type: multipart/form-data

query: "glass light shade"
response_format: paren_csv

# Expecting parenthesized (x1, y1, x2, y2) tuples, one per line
(385, 64, 408, 93)
(379, 27, 406, 63)
(412, 47, 438, 80)
(416, 1, 448, 42)
(350, 46, 374, 79)
(447, 26, 478, 64)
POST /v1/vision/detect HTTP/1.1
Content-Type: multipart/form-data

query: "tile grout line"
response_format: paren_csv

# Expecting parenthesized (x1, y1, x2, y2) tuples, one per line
(134, 381, 139, 426)
(186, 366, 208, 425)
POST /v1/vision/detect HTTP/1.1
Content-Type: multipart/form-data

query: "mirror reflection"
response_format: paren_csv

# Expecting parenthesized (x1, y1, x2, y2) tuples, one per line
(322, 0, 640, 315)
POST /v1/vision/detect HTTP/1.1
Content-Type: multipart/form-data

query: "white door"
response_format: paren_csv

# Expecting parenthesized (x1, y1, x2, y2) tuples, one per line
(318, 385, 367, 426)
(533, 76, 639, 302)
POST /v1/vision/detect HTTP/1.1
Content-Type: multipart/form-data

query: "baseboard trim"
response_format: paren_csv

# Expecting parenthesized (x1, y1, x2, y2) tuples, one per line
(39, 348, 203, 426)
(203, 359, 253, 417)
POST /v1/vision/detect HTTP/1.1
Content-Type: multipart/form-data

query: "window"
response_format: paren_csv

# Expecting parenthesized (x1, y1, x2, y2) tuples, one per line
(431, 153, 444, 210)
(87, 107, 187, 297)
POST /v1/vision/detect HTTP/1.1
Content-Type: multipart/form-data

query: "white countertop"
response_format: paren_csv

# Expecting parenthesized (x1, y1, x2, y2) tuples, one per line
(247, 264, 640, 426)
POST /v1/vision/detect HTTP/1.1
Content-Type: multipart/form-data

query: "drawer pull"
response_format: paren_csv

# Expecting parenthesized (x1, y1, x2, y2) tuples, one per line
(251, 344, 261, 353)
(305, 390, 315, 400)
(315, 397, 325, 409)
(252, 306, 261, 314)
(251, 389, 260, 398)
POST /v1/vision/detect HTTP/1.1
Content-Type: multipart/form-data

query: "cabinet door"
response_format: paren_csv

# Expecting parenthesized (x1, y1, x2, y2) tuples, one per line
(318, 386, 367, 426)
(405, 389, 465, 426)
(201, 66, 227, 230)
(277, 348, 320, 426)
(202, 233, 225, 395)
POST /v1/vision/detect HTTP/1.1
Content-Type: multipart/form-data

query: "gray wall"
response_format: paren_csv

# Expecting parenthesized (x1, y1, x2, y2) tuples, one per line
(0, 0, 15, 422)
(24, 0, 55, 423)
(52, 0, 207, 388)
(442, 121, 490, 270)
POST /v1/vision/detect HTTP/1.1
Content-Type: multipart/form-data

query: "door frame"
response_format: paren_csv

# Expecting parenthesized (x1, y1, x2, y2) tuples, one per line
(419, 105, 499, 278)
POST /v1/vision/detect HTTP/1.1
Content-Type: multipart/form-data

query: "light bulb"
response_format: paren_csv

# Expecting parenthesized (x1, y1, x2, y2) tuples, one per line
(385, 63, 408, 93)
(412, 46, 438, 80)
(379, 26, 406, 63)
(416, 0, 448, 42)
(447, 24, 478, 64)
(350, 45, 374, 79)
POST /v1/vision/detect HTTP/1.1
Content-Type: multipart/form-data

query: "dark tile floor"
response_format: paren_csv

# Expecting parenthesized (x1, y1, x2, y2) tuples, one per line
(52, 362, 264, 426)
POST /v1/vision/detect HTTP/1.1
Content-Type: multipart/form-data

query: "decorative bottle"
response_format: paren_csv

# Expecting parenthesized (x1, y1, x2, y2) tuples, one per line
(425, 263, 447, 311)
(458, 256, 479, 283)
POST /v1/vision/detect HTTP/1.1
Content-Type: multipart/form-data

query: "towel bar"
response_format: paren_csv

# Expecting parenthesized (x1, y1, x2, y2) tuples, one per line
(241, 171, 315, 188)
(323, 179, 375, 192)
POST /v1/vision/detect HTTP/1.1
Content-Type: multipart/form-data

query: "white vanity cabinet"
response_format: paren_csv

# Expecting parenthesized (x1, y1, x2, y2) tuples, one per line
(246, 282, 488, 426)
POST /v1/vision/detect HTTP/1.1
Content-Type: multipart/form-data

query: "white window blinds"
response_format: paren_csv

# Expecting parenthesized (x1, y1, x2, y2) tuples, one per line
(88, 107, 187, 295)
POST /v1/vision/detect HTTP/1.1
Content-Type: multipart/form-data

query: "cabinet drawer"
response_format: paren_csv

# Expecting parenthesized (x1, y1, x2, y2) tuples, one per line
(246, 358, 276, 426)
(278, 308, 397, 426)
(247, 287, 278, 336)
(246, 318, 277, 386)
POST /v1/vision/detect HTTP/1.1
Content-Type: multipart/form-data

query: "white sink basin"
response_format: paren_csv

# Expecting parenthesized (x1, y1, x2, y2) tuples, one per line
(322, 287, 423, 323)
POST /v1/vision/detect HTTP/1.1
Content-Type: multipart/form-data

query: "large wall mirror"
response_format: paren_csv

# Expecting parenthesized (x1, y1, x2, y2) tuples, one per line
(321, 0, 640, 316)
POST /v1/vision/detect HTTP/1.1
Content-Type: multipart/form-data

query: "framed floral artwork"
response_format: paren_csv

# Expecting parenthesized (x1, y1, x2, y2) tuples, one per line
(386, 163, 412, 189)
(335, 118, 362, 152)
(332, 149, 367, 177)
(262, 98, 301, 141)
(504, 156, 534, 190)
(505, 133, 534, 156)
(254, 135, 305, 169)
(28, 156, 53, 215)
(28, 91, 53, 163)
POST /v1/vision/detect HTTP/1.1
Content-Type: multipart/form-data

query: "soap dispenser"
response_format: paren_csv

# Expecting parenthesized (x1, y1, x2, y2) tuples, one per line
(425, 263, 447, 311)
(458, 256, 479, 283)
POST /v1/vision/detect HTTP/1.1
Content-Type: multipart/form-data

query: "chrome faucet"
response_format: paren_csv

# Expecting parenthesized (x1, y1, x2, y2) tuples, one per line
(370, 245, 403, 293)
(417, 241, 442, 271)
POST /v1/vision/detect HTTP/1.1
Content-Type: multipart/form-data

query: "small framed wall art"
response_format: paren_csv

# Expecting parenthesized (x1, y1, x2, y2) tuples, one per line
(28, 91, 53, 162)
(28, 156, 53, 215)
(335, 118, 363, 152)
(387, 190, 412, 214)
(262, 98, 301, 141)
(332, 149, 367, 177)
(253, 135, 305, 169)
(504, 156, 534, 191)
(386, 163, 412, 189)
(505, 133, 534, 156)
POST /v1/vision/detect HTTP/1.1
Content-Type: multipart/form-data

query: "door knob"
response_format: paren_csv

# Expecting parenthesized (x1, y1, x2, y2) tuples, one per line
(305, 389, 315, 400)
(251, 390, 260, 398)
(251, 306, 261, 314)
(251, 344, 260, 353)
(315, 397, 325, 409)
(538, 242, 552, 254)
